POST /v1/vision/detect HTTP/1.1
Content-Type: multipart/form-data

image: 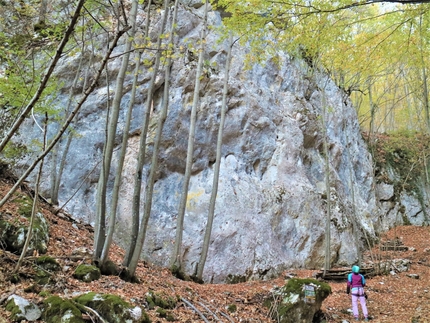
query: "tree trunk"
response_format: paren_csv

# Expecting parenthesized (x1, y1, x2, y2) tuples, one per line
(13, 113, 48, 274)
(94, 0, 140, 261)
(196, 34, 234, 281)
(120, 0, 153, 266)
(126, 0, 180, 278)
(100, 50, 142, 266)
(367, 77, 375, 142)
(122, 0, 169, 267)
(50, 39, 88, 205)
(170, 0, 209, 272)
(321, 90, 332, 277)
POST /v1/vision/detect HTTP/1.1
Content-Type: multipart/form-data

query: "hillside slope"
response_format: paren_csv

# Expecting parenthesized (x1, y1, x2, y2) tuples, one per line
(0, 175, 429, 323)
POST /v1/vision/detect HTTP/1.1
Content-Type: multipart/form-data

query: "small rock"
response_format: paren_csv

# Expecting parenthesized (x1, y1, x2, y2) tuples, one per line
(406, 274, 420, 279)
(285, 272, 297, 279)
(6, 295, 42, 321)
(72, 247, 92, 256)
(129, 306, 142, 320)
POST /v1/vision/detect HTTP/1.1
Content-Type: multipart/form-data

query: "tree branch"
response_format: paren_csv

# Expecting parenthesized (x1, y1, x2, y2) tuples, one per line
(181, 297, 210, 323)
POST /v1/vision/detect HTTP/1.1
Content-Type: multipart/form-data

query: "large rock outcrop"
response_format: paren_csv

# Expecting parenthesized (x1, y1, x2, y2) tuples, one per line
(11, 2, 426, 283)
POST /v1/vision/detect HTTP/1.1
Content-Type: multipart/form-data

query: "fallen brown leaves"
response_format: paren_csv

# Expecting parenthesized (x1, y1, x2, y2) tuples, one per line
(1, 178, 430, 322)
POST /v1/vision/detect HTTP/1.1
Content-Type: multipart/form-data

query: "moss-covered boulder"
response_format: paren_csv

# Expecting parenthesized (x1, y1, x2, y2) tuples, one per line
(42, 295, 85, 323)
(5, 294, 42, 321)
(73, 264, 101, 282)
(36, 256, 61, 271)
(34, 256, 61, 285)
(0, 196, 49, 256)
(264, 278, 331, 323)
(145, 291, 177, 310)
(74, 292, 149, 323)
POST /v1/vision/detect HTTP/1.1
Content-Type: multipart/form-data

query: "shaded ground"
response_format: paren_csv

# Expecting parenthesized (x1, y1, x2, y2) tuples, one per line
(0, 177, 429, 322)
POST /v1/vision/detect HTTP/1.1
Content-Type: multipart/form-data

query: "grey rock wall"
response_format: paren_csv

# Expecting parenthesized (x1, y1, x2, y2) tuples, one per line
(11, 2, 425, 283)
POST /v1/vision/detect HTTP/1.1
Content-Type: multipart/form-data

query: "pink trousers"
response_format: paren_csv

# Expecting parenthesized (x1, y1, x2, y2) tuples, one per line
(351, 287, 368, 319)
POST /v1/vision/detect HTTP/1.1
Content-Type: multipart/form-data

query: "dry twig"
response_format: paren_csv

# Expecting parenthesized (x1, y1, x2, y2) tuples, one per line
(181, 297, 210, 323)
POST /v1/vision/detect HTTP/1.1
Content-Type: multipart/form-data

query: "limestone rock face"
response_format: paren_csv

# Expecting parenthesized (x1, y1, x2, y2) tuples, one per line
(12, 3, 424, 283)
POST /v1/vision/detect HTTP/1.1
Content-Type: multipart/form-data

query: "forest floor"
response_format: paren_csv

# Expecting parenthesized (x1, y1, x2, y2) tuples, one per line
(0, 175, 430, 323)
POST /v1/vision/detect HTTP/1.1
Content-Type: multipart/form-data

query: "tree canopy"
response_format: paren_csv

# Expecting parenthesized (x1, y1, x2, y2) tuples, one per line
(215, 0, 430, 133)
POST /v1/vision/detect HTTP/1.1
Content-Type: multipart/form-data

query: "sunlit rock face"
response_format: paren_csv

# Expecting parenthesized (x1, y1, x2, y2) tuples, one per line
(12, 3, 387, 283)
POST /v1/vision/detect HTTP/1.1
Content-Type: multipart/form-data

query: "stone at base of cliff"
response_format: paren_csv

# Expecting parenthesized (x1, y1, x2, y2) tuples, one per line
(264, 277, 331, 323)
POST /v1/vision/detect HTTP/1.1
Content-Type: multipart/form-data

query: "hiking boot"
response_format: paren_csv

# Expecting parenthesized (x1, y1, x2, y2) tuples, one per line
(354, 319, 359, 321)
(364, 319, 369, 322)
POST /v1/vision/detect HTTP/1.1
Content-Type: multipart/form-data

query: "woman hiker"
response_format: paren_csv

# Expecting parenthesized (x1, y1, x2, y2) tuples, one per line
(347, 265, 369, 321)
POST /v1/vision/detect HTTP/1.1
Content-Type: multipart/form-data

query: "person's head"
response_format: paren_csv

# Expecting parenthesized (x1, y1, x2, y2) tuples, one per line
(352, 265, 360, 273)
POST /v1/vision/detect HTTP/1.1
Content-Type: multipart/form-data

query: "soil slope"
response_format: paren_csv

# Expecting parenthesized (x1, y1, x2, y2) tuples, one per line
(0, 177, 429, 323)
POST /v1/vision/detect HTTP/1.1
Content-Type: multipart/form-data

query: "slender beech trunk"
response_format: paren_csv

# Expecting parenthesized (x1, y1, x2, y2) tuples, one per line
(196, 35, 234, 281)
(13, 113, 48, 274)
(126, 0, 180, 278)
(0, 28, 129, 209)
(94, 0, 140, 261)
(0, 0, 85, 153)
(50, 36, 88, 205)
(109, 1, 152, 266)
(422, 67, 430, 132)
(321, 91, 332, 277)
(368, 77, 375, 141)
(170, 0, 209, 272)
(122, 0, 169, 267)
(94, 53, 111, 263)
(100, 51, 142, 266)
(51, 27, 95, 207)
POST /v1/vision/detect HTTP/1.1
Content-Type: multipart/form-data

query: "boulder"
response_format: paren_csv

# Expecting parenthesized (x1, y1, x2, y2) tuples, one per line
(6, 295, 42, 322)
(42, 295, 85, 323)
(265, 278, 331, 323)
(0, 196, 49, 256)
(73, 264, 101, 283)
(74, 292, 149, 323)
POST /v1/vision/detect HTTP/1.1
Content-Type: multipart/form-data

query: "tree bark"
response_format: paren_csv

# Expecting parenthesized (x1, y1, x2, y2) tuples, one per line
(100, 50, 142, 266)
(13, 113, 48, 274)
(94, 0, 140, 261)
(171, 0, 210, 272)
(122, 0, 169, 267)
(196, 34, 235, 280)
(126, 0, 180, 278)
(321, 90, 332, 276)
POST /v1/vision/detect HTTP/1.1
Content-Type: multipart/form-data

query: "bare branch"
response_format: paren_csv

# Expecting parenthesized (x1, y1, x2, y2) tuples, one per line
(181, 297, 210, 323)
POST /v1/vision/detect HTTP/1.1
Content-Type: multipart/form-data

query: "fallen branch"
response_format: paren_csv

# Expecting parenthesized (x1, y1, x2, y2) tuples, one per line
(219, 311, 236, 323)
(181, 297, 210, 323)
(198, 301, 220, 321)
(80, 305, 108, 323)
(24, 255, 92, 261)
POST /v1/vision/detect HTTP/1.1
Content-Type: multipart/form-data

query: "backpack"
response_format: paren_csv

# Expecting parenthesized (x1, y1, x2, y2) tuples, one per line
(348, 272, 365, 287)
